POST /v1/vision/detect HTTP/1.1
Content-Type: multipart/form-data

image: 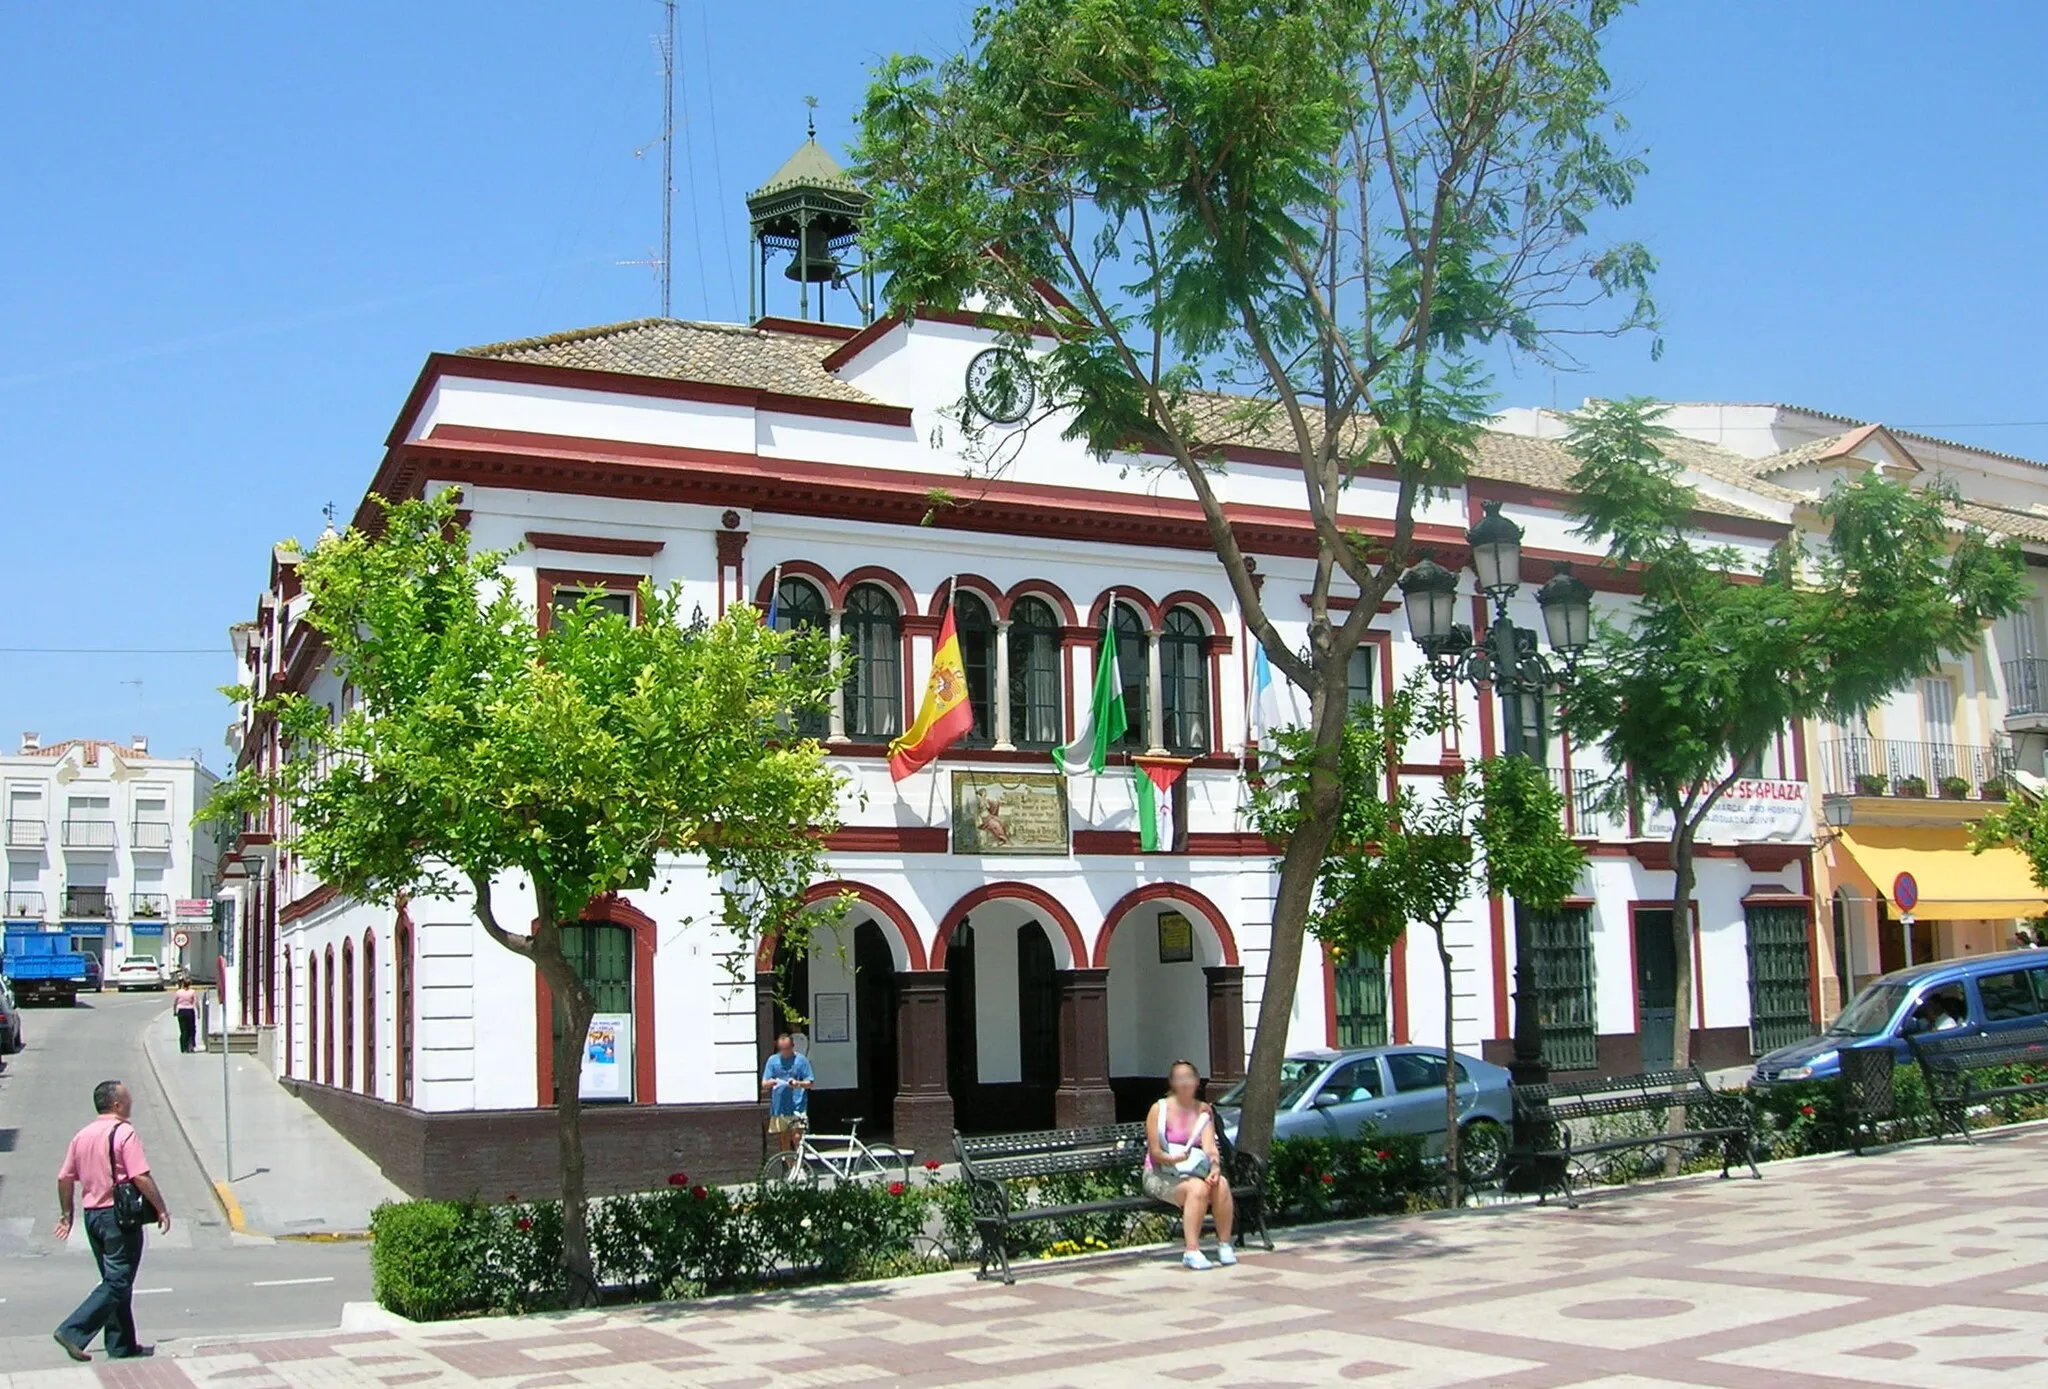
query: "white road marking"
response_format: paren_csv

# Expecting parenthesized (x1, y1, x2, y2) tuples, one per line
(250, 1276, 335, 1287)
(134, 1287, 173, 1295)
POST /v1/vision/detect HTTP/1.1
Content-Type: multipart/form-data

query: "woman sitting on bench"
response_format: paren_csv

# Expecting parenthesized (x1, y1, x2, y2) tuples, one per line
(1143, 1059, 1236, 1270)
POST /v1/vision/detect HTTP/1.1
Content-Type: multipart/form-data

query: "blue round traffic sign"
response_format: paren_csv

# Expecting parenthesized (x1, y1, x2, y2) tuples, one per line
(1893, 872, 1919, 912)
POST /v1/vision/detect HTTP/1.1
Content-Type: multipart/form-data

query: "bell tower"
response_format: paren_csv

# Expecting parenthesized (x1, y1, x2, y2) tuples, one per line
(747, 107, 873, 325)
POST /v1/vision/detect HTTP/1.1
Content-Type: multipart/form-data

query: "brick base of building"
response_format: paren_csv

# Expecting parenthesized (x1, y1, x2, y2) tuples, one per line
(287, 1079, 771, 1198)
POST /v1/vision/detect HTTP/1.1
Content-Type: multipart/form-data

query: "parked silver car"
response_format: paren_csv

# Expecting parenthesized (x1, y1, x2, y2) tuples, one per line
(1212, 1045, 1514, 1177)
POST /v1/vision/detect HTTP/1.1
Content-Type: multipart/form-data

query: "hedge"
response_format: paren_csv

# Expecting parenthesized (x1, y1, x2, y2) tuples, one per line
(370, 1131, 1433, 1319)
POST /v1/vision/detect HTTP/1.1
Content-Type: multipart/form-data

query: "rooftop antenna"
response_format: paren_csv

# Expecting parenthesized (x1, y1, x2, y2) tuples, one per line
(622, 2, 677, 316)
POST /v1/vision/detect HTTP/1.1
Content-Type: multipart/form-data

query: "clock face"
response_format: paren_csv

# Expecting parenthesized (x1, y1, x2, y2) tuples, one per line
(964, 347, 1035, 425)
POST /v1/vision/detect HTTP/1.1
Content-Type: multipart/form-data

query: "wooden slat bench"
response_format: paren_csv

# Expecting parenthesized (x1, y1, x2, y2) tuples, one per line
(953, 1121, 1271, 1283)
(1908, 1024, 2048, 1142)
(1509, 1066, 1759, 1208)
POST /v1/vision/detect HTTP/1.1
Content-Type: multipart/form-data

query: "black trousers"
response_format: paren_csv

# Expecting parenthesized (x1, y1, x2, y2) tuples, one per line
(57, 1207, 144, 1356)
(176, 1008, 197, 1053)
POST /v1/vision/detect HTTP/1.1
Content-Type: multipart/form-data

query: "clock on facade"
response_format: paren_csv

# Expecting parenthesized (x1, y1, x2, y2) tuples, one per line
(963, 347, 1036, 425)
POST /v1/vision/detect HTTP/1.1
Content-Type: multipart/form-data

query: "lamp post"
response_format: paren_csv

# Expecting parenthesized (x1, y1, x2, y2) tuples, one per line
(1399, 501, 1592, 1090)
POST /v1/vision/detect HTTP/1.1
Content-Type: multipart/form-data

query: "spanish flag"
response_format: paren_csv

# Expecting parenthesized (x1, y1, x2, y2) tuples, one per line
(888, 606, 974, 780)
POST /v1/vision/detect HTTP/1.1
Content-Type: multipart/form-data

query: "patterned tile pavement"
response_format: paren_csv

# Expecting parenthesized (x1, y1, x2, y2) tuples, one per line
(9, 1127, 2048, 1388)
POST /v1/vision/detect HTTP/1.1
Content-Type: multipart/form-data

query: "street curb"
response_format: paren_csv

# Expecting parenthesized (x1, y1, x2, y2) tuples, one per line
(138, 1003, 241, 1234)
(213, 1179, 250, 1234)
(279, 1229, 374, 1243)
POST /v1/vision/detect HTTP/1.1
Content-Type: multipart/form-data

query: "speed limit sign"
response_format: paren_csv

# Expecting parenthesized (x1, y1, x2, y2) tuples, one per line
(173, 930, 190, 949)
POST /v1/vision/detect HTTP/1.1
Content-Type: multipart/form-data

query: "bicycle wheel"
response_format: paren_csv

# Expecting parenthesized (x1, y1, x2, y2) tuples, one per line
(760, 1149, 815, 1186)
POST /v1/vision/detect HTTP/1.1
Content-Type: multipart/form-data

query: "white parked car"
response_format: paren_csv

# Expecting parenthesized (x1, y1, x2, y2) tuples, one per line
(112, 958, 166, 992)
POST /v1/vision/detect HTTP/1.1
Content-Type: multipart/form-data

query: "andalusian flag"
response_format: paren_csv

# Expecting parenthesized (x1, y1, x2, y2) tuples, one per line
(888, 605, 974, 780)
(1054, 609, 1128, 775)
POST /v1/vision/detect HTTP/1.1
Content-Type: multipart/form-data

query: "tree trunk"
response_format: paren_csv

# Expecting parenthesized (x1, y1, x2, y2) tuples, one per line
(1664, 823, 1698, 1176)
(1437, 927, 1461, 1209)
(528, 922, 600, 1307)
(1234, 718, 1348, 1158)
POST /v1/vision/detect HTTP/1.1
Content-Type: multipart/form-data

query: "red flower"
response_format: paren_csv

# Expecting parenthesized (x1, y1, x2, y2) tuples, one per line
(923, 1159, 942, 1171)
(515, 1217, 534, 1232)
(1319, 1172, 1335, 1185)
(691, 1185, 709, 1201)
(667, 1172, 689, 1187)
(1376, 1149, 1392, 1161)
(1799, 1105, 1815, 1118)
(2025, 1075, 2037, 1084)
(888, 1181, 907, 1196)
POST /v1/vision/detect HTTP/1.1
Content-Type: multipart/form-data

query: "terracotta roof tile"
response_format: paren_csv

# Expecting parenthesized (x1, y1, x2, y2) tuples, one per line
(461, 319, 881, 406)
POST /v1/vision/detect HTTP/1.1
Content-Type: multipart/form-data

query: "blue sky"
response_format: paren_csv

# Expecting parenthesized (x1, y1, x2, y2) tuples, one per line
(2, 2, 2043, 770)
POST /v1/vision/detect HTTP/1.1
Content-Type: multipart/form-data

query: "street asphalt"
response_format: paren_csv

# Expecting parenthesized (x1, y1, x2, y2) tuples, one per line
(0, 988, 371, 1364)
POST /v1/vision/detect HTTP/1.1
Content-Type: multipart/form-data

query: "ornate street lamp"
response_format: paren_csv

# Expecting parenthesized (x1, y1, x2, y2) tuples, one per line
(1399, 500, 1592, 1098)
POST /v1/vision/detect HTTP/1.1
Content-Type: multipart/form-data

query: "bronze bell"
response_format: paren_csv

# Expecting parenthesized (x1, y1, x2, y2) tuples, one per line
(783, 222, 841, 283)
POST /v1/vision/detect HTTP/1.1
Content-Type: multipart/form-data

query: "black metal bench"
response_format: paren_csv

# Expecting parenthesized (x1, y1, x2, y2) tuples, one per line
(953, 1121, 1271, 1283)
(1509, 1066, 1759, 1207)
(1908, 1024, 2048, 1142)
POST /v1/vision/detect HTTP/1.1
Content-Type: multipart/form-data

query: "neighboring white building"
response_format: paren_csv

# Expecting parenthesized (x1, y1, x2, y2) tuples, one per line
(219, 142, 1836, 1199)
(2, 733, 220, 978)
(1497, 402, 2048, 1019)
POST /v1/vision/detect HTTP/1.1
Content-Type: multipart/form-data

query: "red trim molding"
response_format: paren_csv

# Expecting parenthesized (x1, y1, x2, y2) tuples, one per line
(932, 883, 1088, 970)
(757, 881, 928, 972)
(1094, 884, 1240, 967)
(524, 530, 665, 558)
(823, 826, 949, 853)
(278, 883, 339, 925)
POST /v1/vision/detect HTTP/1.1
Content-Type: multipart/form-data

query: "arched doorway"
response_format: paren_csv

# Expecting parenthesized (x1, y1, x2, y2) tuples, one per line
(1099, 887, 1242, 1120)
(937, 889, 1087, 1133)
(764, 906, 911, 1138)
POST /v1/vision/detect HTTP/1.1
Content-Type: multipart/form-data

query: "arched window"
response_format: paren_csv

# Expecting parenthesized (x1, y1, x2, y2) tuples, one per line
(305, 950, 319, 1083)
(1112, 603, 1149, 750)
(283, 949, 295, 1080)
(363, 933, 378, 1101)
(772, 577, 830, 738)
(1160, 608, 1210, 754)
(396, 919, 414, 1104)
(1008, 597, 1062, 748)
(322, 944, 336, 1085)
(953, 592, 996, 746)
(341, 939, 356, 1091)
(555, 921, 635, 1102)
(843, 584, 903, 741)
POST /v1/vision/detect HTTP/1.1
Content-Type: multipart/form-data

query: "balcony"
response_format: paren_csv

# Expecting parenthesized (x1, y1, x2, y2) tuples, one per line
(1548, 765, 1620, 836)
(130, 892, 170, 922)
(60, 819, 117, 851)
(4, 889, 45, 920)
(130, 819, 173, 852)
(62, 886, 112, 919)
(5, 818, 46, 849)
(2006, 659, 2048, 730)
(1819, 737, 2015, 828)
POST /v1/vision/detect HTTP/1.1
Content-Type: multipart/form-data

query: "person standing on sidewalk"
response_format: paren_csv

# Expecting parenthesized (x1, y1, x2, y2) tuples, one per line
(760, 1033, 812, 1154)
(52, 1080, 171, 1362)
(173, 980, 199, 1054)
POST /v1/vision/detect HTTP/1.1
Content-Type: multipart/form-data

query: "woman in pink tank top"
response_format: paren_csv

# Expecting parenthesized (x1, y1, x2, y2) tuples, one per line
(1143, 1059, 1237, 1270)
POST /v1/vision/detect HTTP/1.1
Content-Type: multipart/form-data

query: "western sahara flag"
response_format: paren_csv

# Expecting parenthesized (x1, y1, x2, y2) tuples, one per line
(1133, 758, 1188, 852)
(1054, 609, 1127, 775)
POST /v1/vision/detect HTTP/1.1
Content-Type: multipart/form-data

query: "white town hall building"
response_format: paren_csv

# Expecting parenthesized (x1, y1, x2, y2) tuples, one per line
(219, 141, 1818, 1195)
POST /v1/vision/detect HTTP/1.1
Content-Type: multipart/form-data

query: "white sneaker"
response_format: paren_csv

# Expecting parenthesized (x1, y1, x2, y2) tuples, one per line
(1215, 1242, 1237, 1266)
(1182, 1250, 1212, 1271)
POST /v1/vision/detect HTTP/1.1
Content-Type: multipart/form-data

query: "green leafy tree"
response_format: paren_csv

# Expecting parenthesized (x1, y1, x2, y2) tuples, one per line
(205, 493, 841, 1302)
(1564, 399, 2024, 1076)
(856, 0, 1654, 1155)
(1254, 681, 1582, 1200)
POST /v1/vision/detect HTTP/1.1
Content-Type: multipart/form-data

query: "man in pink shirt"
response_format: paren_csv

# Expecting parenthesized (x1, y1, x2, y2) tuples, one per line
(52, 1080, 170, 1362)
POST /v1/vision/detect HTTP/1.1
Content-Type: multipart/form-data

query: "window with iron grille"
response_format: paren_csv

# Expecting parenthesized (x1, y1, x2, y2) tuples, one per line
(1745, 903, 1815, 1054)
(1530, 905, 1597, 1071)
(1332, 949, 1388, 1047)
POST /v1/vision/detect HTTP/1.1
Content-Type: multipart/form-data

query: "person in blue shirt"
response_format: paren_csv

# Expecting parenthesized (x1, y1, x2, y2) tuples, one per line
(760, 1033, 813, 1154)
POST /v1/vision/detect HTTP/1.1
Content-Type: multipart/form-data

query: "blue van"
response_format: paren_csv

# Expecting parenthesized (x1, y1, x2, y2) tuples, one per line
(1752, 947, 2048, 1085)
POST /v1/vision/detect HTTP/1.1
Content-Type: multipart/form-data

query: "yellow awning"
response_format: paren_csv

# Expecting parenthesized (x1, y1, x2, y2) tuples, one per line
(1836, 826, 2048, 921)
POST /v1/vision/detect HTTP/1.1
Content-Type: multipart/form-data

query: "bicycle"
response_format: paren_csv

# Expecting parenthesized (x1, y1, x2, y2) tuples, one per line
(760, 1116, 913, 1187)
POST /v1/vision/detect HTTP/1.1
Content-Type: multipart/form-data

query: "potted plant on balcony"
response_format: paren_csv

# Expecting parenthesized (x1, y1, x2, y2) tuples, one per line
(1893, 774, 1929, 798)
(133, 898, 162, 919)
(1939, 774, 1971, 800)
(1854, 772, 1889, 797)
(1983, 776, 2011, 802)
